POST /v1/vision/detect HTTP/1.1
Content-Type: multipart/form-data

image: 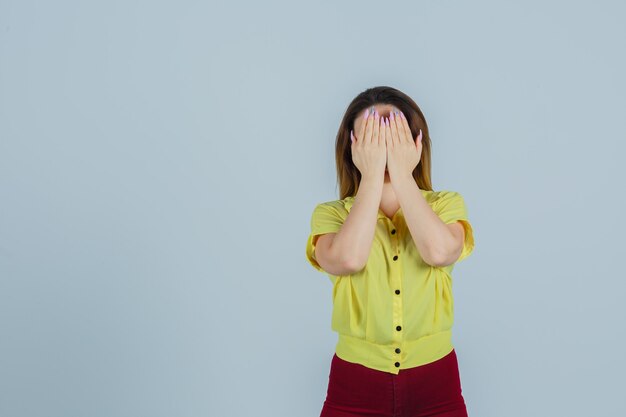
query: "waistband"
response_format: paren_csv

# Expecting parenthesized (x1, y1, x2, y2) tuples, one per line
(335, 330, 454, 375)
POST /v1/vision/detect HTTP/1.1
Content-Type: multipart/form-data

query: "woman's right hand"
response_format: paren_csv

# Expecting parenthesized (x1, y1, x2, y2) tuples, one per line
(351, 107, 387, 179)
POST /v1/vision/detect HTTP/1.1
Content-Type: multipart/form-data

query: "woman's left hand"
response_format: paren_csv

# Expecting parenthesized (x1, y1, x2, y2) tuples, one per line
(384, 109, 423, 181)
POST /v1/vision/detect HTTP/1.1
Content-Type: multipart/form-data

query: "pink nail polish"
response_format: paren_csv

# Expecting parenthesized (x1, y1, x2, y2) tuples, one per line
(364, 108, 369, 118)
(400, 111, 405, 119)
(390, 111, 395, 121)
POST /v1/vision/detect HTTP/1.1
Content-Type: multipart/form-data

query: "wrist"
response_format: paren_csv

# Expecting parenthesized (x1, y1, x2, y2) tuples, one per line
(360, 171, 385, 184)
(390, 172, 415, 186)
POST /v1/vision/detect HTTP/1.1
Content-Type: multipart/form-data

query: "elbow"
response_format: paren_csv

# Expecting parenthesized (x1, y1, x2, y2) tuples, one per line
(340, 255, 366, 275)
(424, 253, 445, 268)
(428, 257, 451, 268)
(424, 245, 458, 268)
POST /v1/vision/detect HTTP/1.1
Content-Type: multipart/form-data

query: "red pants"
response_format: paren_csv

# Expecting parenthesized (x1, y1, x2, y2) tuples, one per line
(320, 349, 469, 417)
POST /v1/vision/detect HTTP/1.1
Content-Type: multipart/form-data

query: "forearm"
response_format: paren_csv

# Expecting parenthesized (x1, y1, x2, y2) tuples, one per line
(330, 174, 384, 271)
(392, 175, 456, 266)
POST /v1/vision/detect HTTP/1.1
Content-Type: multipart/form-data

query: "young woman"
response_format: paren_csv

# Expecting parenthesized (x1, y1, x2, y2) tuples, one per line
(305, 86, 475, 417)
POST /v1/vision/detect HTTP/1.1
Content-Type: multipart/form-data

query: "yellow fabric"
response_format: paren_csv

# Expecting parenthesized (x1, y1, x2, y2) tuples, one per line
(305, 189, 475, 374)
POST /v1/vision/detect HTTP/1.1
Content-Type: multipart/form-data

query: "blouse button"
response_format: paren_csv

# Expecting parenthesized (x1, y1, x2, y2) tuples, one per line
(396, 325, 402, 331)
(391, 229, 396, 234)
(395, 348, 401, 354)
(395, 362, 400, 367)
(395, 289, 400, 294)
(393, 255, 398, 261)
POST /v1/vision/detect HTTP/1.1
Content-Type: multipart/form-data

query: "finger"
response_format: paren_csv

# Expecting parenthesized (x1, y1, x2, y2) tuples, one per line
(379, 115, 386, 146)
(372, 108, 380, 145)
(399, 111, 413, 143)
(364, 106, 375, 144)
(395, 110, 406, 144)
(389, 110, 400, 145)
(355, 107, 369, 145)
(384, 117, 392, 148)
(389, 110, 399, 144)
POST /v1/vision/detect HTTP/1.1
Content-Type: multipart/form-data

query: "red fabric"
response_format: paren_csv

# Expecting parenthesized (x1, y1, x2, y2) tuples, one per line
(320, 349, 469, 417)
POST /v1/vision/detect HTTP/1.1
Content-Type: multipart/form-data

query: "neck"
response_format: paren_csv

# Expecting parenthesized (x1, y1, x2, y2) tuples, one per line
(381, 179, 397, 206)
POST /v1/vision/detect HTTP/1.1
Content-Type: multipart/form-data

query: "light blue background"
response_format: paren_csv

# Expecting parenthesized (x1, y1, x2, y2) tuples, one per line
(1, 1, 625, 416)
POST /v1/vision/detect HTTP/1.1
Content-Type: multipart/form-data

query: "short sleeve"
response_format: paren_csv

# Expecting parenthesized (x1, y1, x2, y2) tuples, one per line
(305, 203, 345, 273)
(433, 191, 475, 263)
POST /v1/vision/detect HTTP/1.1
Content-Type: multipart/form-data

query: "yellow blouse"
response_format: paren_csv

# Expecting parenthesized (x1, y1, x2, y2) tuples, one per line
(305, 189, 475, 374)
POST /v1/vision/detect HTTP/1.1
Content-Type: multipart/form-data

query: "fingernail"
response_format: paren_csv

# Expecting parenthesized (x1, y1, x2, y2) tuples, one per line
(400, 111, 405, 119)
(364, 108, 369, 118)
(390, 111, 395, 121)
(375, 109, 379, 118)
(385, 117, 390, 126)
(351, 130, 354, 143)
(417, 129, 422, 141)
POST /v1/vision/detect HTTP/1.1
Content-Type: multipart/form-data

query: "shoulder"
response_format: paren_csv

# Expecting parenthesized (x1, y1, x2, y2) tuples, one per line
(431, 190, 466, 206)
(318, 198, 350, 209)
(417, 189, 462, 207)
(429, 189, 470, 221)
(313, 197, 352, 214)
(309, 198, 350, 223)
(432, 189, 463, 199)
